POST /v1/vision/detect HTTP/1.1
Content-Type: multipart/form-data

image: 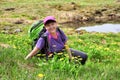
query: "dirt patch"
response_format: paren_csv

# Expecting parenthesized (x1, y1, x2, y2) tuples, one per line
(49, 4, 120, 25)
(0, 18, 35, 34)
(4, 7, 15, 11)
(51, 2, 80, 11)
(0, 18, 34, 24)
(0, 43, 11, 48)
(0, 2, 120, 33)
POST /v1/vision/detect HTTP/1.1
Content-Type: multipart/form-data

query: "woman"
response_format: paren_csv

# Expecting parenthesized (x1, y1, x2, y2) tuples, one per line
(25, 16, 87, 65)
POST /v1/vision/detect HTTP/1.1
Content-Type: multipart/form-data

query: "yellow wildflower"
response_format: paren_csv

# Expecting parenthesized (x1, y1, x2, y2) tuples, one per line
(36, 54, 41, 57)
(38, 73, 44, 78)
(117, 50, 119, 52)
(60, 58, 64, 61)
(57, 52, 63, 55)
(72, 57, 75, 60)
(65, 45, 69, 50)
(64, 54, 69, 57)
(78, 39, 83, 43)
(78, 58, 82, 60)
(74, 57, 78, 59)
(104, 48, 109, 51)
(48, 54, 53, 57)
(13, 45, 16, 49)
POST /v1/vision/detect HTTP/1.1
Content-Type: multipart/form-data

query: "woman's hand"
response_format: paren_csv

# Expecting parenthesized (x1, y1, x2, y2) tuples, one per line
(25, 47, 39, 60)
(64, 42, 72, 60)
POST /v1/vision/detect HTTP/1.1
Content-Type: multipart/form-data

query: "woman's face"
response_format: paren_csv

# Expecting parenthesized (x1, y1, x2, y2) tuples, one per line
(45, 22, 57, 34)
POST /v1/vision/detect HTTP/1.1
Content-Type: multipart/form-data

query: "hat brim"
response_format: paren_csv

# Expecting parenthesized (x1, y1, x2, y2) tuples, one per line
(44, 20, 56, 25)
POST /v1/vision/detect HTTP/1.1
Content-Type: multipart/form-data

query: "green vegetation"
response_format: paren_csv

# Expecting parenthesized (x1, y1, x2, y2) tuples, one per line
(0, 32, 120, 80)
(0, 0, 118, 19)
(0, 0, 120, 80)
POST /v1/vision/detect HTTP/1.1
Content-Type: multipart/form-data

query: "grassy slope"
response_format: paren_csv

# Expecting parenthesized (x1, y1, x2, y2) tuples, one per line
(0, 0, 117, 19)
(0, 32, 120, 80)
(0, 0, 120, 80)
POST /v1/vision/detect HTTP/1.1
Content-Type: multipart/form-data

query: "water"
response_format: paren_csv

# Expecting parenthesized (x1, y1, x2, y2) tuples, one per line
(76, 24, 120, 33)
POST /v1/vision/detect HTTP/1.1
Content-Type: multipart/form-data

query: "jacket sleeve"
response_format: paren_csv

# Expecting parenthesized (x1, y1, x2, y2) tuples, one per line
(35, 37, 45, 50)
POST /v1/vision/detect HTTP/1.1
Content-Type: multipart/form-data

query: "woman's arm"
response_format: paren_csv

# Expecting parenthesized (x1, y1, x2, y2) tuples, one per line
(64, 42, 72, 60)
(25, 46, 39, 60)
(25, 37, 45, 60)
(59, 29, 72, 59)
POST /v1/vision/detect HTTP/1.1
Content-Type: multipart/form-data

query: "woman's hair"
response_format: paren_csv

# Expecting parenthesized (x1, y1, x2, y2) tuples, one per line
(45, 20, 56, 25)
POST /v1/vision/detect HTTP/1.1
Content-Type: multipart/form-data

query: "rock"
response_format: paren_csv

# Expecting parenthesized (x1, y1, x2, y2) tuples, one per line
(101, 8, 107, 12)
(14, 29, 22, 33)
(82, 16, 88, 21)
(53, 2, 79, 11)
(31, 16, 38, 20)
(107, 13, 116, 20)
(117, 0, 120, 2)
(107, 13, 116, 17)
(116, 14, 120, 18)
(71, 2, 76, 5)
(75, 30, 87, 34)
(95, 10, 103, 16)
(14, 19, 24, 24)
(95, 15, 109, 23)
(3, 26, 10, 30)
(95, 16, 103, 23)
(100, 16, 108, 22)
(114, 7, 120, 11)
(72, 15, 83, 22)
(4, 7, 15, 11)
(1, 30, 9, 34)
(70, 2, 79, 10)
(84, 16, 95, 22)
(0, 43, 10, 48)
(101, 39, 106, 44)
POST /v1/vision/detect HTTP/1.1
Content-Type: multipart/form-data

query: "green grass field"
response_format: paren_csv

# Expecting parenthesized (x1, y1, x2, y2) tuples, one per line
(0, 0, 120, 80)
(0, 0, 118, 20)
(0, 32, 120, 80)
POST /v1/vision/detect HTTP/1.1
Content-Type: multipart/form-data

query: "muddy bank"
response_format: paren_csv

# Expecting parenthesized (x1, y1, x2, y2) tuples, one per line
(50, 2, 120, 26)
(0, 18, 33, 34)
(0, 1, 120, 34)
(58, 7, 120, 25)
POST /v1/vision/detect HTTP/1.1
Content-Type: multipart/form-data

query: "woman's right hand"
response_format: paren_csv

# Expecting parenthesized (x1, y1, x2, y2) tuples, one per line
(25, 47, 39, 60)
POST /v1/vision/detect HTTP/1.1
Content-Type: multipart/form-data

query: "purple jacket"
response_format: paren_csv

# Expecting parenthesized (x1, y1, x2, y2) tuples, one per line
(35, 29, 67, 53)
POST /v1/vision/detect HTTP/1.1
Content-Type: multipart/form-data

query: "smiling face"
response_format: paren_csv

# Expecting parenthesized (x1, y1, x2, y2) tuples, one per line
(44, 20, 57, 34)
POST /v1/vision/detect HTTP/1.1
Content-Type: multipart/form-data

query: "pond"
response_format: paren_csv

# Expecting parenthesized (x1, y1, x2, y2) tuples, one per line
(76, 24, 120, 33)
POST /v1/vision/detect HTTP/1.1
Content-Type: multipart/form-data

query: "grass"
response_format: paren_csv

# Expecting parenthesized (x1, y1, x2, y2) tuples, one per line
(0, 31, 120, 80)
(0, 0, 119, 31)
(0, 0, 118, 19)
(0, 0, 120, 80)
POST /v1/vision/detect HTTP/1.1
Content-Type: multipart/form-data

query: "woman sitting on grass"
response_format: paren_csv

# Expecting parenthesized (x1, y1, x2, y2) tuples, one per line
(25, 16, 88, 65)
